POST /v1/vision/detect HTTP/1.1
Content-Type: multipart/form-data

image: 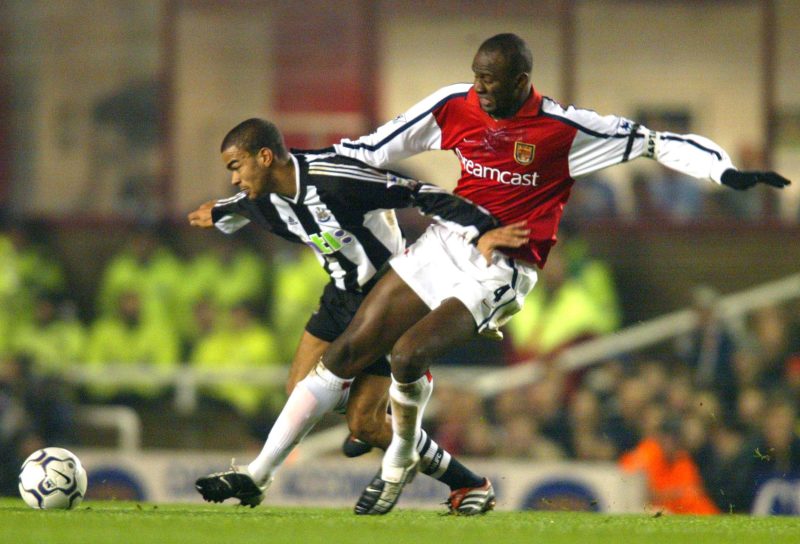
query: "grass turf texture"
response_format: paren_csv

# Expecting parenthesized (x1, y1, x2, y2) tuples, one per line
(1, 499, 799, 544)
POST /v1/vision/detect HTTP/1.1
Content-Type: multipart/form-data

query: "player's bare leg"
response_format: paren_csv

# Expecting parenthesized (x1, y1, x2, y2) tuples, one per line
(321, 270, 430, 379)
(346, 374, 393, 447)
(285, 331, 330, 394)
(358, 298, 480, 514)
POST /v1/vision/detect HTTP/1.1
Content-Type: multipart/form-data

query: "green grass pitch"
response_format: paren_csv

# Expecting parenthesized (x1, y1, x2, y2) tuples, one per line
(1, 498, 800, 544)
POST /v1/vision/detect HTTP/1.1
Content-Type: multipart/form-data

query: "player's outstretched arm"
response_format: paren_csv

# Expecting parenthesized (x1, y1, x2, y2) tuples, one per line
(720, 169, 791, 191)
(188, 200, 218, 228)
(476, 221, 530, 265)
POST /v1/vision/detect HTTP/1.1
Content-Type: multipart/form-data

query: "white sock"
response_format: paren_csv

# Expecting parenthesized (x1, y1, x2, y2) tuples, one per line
(382, 372, 433, 481)
(248, 361, 352, 484)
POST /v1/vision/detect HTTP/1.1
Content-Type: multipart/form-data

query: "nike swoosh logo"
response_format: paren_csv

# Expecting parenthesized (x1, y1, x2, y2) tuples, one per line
(52, 469, 72, 485)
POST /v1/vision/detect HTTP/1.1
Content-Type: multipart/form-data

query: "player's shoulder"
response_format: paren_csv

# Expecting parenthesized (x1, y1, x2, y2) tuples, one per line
(428, 83, 472, 108)
(303, 151, 388, 183)
(293, 147, 337, 162)
(540, 96, 631, 136)
(401, 83, 472, 117)
(432, 82, 472, 99)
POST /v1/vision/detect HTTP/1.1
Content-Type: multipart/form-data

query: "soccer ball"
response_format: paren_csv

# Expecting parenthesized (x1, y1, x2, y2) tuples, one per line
(18, 447, 88, 509)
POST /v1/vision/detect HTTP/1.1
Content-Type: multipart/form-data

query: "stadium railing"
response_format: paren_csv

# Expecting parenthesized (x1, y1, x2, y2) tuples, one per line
(67, 272, 800, 454)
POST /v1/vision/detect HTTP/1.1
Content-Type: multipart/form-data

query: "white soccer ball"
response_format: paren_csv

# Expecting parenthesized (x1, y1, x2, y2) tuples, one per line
(18, 447, 88, 510)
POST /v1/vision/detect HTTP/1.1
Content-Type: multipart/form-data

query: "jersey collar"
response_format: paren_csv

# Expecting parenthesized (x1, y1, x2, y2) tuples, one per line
(468, 85, 542, 120)
(283, 153, 304, 204)
(519, 86, 542, 117)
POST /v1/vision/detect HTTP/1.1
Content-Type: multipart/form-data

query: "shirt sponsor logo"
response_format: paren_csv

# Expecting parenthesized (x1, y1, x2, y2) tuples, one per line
(307, 230, 353, 255)
(455, 148, 539, 187)
(514, 142, 536, 165)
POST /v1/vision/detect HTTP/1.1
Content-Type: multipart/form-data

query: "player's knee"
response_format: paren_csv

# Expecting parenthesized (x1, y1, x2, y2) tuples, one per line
(390, 338, 429, 382)
(327, 326, 383, 377)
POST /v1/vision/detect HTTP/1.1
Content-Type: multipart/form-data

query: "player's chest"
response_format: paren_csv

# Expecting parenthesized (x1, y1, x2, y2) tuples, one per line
(449, 119, 570, 171)
(267, 192, 354, 253)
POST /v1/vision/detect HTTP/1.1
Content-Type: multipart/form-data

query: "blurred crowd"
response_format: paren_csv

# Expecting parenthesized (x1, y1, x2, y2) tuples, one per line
(1, 218, 799, 514)
(429, 295, 800, 514)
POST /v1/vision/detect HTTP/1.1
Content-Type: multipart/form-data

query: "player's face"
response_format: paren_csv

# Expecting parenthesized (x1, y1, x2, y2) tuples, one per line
(221, 145, 271, 199)
(472, 49, 528, 119)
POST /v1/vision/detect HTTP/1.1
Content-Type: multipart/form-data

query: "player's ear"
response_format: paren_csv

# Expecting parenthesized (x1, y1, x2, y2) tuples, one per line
(257, 147, 274, 167)
(515, 72, 530, 90)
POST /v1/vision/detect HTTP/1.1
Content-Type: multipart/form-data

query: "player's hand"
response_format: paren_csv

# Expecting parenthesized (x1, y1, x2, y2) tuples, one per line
(721, 169, 791, 191)
(476, 221, 530, 265)
(188, 200, 217, 228)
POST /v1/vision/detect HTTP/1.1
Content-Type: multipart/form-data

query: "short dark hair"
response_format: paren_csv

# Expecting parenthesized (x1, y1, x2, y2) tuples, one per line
(221, 118, 288, 159)
(478, 33, 533, 77)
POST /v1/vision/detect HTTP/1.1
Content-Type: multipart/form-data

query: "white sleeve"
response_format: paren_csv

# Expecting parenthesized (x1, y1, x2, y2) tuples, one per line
(334, 83, 471, 167)
(213, 213, 250, 234)
(545, 98, 734, 184)
(211, 192, 251, 234)
(645, 131, 734, 184)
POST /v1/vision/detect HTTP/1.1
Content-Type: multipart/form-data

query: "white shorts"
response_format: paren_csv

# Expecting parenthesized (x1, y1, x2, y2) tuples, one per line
(390, 223, 537, 338)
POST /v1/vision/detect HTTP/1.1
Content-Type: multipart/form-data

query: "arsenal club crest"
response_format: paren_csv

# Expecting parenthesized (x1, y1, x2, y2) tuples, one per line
(514, 141, 536, 165)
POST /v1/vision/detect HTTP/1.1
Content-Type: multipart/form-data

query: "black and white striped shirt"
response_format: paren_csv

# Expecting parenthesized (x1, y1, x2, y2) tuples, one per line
(211, 150, 499, 292)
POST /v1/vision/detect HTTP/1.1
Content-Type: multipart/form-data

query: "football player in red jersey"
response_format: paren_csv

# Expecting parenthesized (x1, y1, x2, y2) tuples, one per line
(243, 33, 791, 515)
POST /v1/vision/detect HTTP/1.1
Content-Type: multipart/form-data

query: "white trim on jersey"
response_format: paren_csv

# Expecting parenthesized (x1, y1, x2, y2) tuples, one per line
(214, 213, 250, 234)
(334, 83, 471, 167)
(307, 162, 388, 184)
(542, 98, 734, 183)
(216, 191, 248, 206)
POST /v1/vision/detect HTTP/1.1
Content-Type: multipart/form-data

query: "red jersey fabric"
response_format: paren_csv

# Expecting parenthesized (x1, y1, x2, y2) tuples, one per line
(337, 83, 733, 267)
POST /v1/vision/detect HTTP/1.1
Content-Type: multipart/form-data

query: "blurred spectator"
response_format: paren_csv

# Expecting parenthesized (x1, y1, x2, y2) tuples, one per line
(507, 237, 620, 362)
(676, 285, 738, 412)
(735, 304, 796, 390)
(83, 290, 180, 401)
(701, 421, 758, 513)
(495, 414, 564, 460)
(181, 239, 272, 343)
(561, 172, 619, 222)
(752, 396, 800, 481)
(431, 385, 491, 456)
(491, 386, 564, 460)
(10, 294, 86, 376)
(96, 228, 184, 327)
(642, 165, 706, 224)
(602, 375, 648, 454)
(664, 372, 694, 415)
(0, 226, 68, 356)
(620, 416, 719, 514)
(736, 386, 767, 436)
(189, 303, 282, 419)
(6, 223, 67, 302)
(523, 372, 570, 451)
(565, 387, 616, 461)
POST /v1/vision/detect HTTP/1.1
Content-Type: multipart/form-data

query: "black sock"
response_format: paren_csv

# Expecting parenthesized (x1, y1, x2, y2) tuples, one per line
(417, 429, 484, 490)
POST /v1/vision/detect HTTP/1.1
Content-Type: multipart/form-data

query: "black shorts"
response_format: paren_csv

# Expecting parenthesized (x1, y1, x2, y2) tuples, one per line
(304, 281, 390, 376)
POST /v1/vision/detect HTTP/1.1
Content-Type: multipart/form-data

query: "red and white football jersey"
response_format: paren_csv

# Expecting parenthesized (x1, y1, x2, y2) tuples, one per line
(336, 83, 733, 267)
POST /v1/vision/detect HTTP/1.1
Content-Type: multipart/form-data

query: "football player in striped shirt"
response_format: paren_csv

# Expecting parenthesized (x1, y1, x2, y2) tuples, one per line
(190, 118, 525, 514)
